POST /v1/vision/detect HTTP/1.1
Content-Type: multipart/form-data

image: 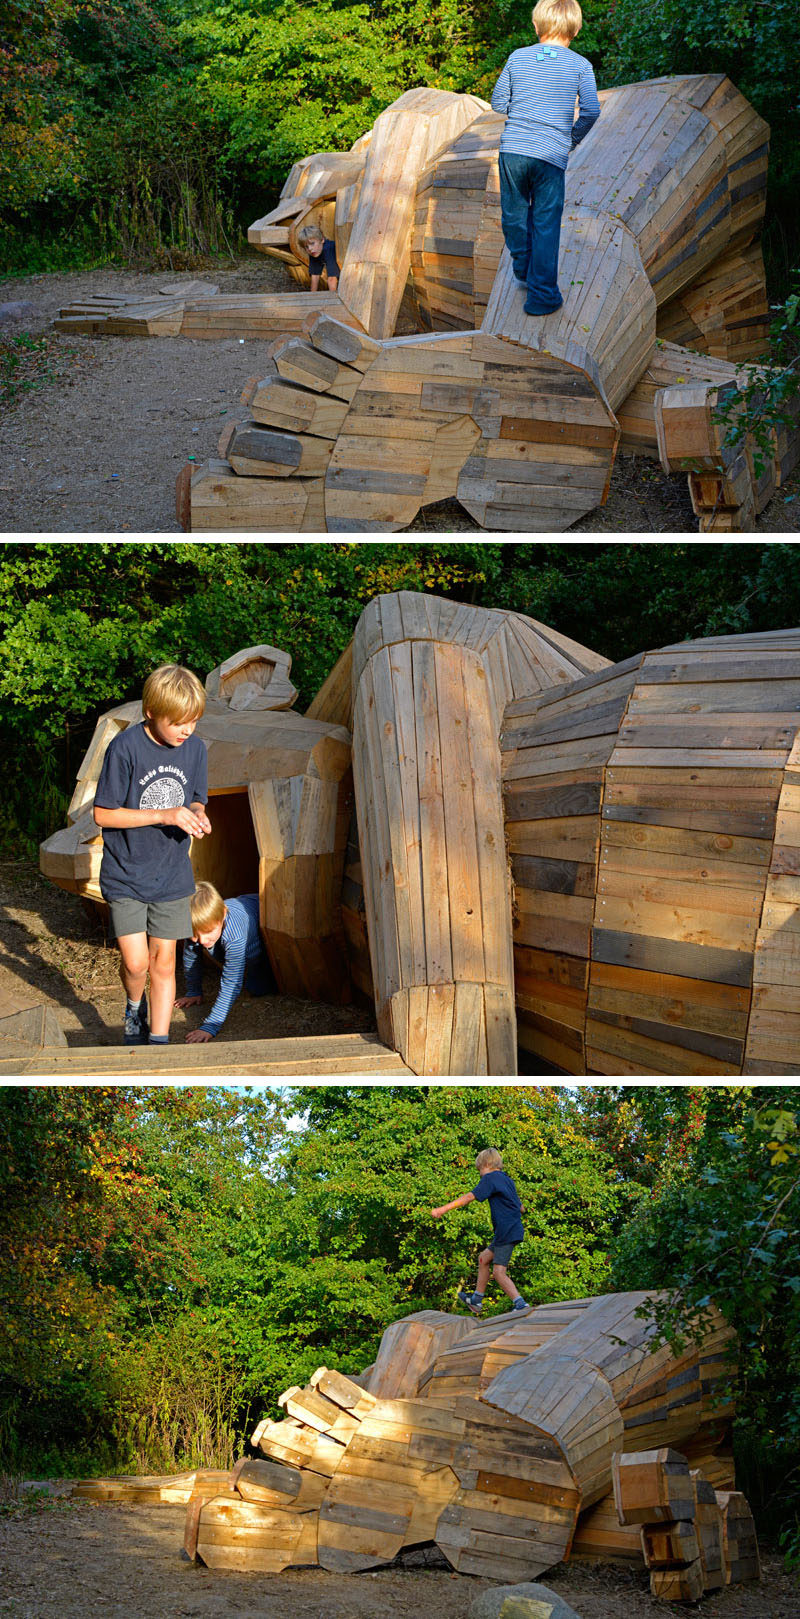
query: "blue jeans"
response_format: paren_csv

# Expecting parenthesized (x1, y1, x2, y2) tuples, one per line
(498, 152, 565, 310)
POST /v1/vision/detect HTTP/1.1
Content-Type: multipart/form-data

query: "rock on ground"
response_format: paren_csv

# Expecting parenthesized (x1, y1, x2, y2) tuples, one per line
(470, 1582, 582, 1619)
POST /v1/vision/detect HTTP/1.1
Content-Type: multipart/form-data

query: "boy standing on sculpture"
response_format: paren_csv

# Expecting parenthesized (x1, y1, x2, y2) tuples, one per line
(491, 0, 600, 316)
(94, 665, 210, 1046)
(176, 882, 272, 1042)
(432, 1147, 528, 1315)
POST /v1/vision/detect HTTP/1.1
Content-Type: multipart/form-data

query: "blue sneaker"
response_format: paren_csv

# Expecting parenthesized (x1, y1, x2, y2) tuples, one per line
(124, 997, 149, 1045)
(511, 1297, 529, 1311)
(457, 1289, 483, 1317)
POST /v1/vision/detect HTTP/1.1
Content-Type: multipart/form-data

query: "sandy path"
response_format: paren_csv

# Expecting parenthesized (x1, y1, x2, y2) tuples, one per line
(0, 1497, 795, 1619)
(3, 257, 795, 534)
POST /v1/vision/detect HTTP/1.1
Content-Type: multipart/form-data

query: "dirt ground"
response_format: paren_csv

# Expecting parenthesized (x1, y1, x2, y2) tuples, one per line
(0, 1496, 795, 1619)
(1, 254, 797, 535)
(0, 858, 376, 1050)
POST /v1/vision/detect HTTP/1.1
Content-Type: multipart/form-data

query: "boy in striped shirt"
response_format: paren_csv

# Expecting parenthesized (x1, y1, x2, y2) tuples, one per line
(491, 0, 600, 316)
(176, 883, 272, 1042)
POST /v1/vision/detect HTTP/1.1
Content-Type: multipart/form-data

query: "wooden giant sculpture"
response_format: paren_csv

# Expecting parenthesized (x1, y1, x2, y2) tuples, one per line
(57, 77, 798, 531)
(190, 73, 796, 532)
(40, 601, 800, 1076)
(179, 1292, 738, 1579)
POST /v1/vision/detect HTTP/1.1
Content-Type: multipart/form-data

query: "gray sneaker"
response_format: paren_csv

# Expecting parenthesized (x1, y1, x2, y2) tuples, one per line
(457, 1289, 483, 1317)
(123, 997, 149, 1045)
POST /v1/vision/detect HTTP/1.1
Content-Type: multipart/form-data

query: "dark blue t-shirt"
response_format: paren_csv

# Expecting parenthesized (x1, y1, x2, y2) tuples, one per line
(471, 1169, 524, 1245)
(95, 722, 208, 903)
(308, 238, 339, 280)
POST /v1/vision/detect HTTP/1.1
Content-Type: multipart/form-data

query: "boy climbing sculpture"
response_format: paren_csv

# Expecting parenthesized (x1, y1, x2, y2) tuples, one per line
(492, 0, 600, 315)
(432, 1147, 529, 1315)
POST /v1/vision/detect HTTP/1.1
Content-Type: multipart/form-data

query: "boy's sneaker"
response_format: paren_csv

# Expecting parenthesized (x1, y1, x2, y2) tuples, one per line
(457, 1289, 483, 1317)
(511, 1297, 529, 1311)
(123, 997, 149, 1046)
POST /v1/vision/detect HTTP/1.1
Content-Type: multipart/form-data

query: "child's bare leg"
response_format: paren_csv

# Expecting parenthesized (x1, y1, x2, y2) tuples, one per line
(117, 933, 149, 1003)
(492, 1263, 521, 1302)
(148, 937, 177, 1037)
(475, 1247, 494, 1295)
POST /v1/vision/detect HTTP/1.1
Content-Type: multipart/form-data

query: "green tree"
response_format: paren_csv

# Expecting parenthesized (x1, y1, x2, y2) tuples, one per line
(590, 1086, 800, 1539)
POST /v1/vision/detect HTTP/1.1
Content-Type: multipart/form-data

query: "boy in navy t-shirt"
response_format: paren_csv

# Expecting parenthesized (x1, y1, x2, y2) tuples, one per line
(298, 224, 340, 292)
(432, 1147, 528, 1316)
(94, 664, 210, 1046)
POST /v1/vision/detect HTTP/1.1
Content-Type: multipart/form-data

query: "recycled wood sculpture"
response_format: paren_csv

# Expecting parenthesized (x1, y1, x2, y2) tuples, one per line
(181, 73, 797, 532)
(39, 598, 800, 1076)
(56, 77, 797, 531)
(172, 1291, 751, 1583)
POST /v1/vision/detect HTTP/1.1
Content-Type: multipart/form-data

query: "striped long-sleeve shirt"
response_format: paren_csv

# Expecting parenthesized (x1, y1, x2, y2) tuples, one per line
(182, 893, 266, 1037)
(491, 44, 600, 170)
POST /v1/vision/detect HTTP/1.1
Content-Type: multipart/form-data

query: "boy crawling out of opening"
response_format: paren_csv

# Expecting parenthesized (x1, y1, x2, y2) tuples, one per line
(176, 882, 273, 1042)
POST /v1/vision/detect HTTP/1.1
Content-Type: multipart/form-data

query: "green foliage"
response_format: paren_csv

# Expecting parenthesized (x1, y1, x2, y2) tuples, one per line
(585, 1086, 800, 1538)
(5, 541, 800, 855)
(714, 278, 800, 484)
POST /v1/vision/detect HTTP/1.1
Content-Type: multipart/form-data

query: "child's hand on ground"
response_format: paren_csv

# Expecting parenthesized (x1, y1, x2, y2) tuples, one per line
(186, 1028, 214, 1043)
(175, 995, 203, 1009)
(163, 805, 208, 836)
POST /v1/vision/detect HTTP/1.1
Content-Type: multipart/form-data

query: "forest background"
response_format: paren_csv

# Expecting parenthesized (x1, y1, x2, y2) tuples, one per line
(1, 0, 798, 300)
(1, 1082, 799, 1566)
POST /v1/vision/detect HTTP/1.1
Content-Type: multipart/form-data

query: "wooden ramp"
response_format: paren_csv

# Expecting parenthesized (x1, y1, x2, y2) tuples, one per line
(0, 1031, 412, 1077)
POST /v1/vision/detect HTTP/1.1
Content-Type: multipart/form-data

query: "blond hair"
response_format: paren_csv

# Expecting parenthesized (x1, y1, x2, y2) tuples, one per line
(142, 664, 206, 723)
(475, 1147, 504, 1172)
(532, 0, 582, 40)
(298, 223, 325, 246)
(190, 882, 226, 932)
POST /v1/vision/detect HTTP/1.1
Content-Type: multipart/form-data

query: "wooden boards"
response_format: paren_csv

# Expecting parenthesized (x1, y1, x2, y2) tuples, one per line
(3, 1032, 414, 1078)
(182, 1293, 739, 1584)
(655, 376, 783, 531)
(337, 89, 488, 340)
(611, 1450, 760, 1600)
(499, 630, 800, 1075)
(55, 287, 361, 340)
(350, 593, 608, 1074)
(744, 729, 800, 1073)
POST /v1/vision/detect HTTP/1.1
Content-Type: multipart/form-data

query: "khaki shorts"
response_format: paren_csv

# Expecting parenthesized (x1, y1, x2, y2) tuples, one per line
(108, 895, 193, 941)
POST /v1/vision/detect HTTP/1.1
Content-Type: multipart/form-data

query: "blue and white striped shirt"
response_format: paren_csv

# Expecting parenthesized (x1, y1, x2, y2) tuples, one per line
(491, 44, 600, 170)
(183, 893, 266, 1037)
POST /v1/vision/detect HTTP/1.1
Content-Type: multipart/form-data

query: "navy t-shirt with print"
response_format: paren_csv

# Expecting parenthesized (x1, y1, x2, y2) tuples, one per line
(471, 1169, 524, 1245)
(95, 722, 208, 902)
